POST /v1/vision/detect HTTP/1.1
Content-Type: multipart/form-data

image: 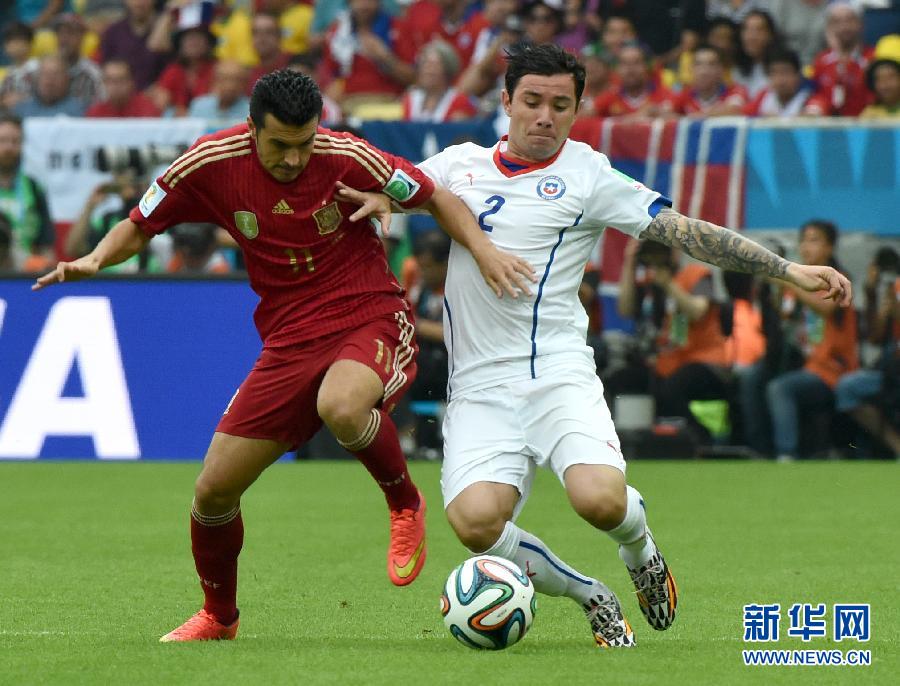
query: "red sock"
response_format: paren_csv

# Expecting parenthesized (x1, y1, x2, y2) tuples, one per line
(190, 506, 243, 625)
(345, 409, 419, 511)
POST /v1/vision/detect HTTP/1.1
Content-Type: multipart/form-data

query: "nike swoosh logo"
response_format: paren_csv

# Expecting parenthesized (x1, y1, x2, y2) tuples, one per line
(393, 539, 426, 578)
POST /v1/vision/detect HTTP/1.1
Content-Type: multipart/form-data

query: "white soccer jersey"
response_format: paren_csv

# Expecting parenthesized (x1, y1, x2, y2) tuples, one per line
(418, 137, 669, 399)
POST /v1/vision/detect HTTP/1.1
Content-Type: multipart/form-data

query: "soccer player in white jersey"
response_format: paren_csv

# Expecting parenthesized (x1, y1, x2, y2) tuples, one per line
(340, 44, 852, 648)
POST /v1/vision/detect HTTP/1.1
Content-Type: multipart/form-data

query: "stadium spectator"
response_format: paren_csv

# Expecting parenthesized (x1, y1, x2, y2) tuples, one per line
(99, 0, 171, 91)
(402, 40, 478, 122)
(592, 41, 673, 118)
(150, 25, 217, 116)
(0, 212, 12, 271)
(13, 55, 87, 118)
(188, 61, 250, 123)
(670, 44, 748, 116)
(16, 0, 66, 30)
(245, 12, 291, 93)
(734, 10, 780, 98)
(0, 22, 38, 111)
(65, 170, 167, 272)
(861, 56, 900, 118)
(167, 223, 232, 274)
(706, 17, 740, 75)
(835, 247, 900, 458)
(214, 0, 314, 67)
(50, 13, 104, 107)
(766, 220, 858, 461)
(86, 60, 161, 118)
(767, 0, 828, 68)
(576, 41, 613, 117)
(744, 47, 824, 117)
(811, 3, 874, 116)
(0, 114, 54, 271)
(457, 0, 522, 101)
(522, 0, 566, 48)
(557, 0, 595, 54)
(404, 230, 451, 456)
(618, 239, 731, 444)
(707, 0, 770, 24)
(286, 53, 343, 125)
(319, 0, 416, 108)
(598, 13, 637, 59)
(595, 0, 706, 63)
(402, 0, 488, 71)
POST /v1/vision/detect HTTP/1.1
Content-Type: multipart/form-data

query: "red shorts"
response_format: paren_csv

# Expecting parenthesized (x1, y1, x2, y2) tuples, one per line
(217, 311, 417, 448)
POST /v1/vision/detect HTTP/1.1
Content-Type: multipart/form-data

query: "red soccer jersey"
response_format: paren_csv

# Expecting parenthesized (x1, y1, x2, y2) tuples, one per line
(129, 124, 435, 347)
(811, 47, 875, 116)
(670, 84, 748, 115)
(593, 85, 674, 117)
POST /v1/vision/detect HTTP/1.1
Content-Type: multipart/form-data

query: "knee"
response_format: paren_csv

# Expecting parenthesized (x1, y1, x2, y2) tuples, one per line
(194, 471, 241, 513)
(447, 510, 508, 553)
(317, 390, 365, 435)
(569, 484, 627, 530)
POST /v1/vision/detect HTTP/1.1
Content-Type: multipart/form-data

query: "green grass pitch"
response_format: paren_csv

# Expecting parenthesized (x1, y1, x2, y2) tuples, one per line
(1, 460, 897, 685)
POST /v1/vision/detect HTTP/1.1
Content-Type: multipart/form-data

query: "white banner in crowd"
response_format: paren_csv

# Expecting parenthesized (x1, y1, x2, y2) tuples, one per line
(23, 117, 209, 223)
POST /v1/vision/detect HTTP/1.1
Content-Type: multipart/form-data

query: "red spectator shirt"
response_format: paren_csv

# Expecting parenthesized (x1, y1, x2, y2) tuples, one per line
(670, 84, 748, 115)
(811, 46, 874, 116)
(402, 1, 487, 70)
(155, 60, 216, 110)
(86, 93, 161, 118)
(246, 53, 292, 95)
(593, 85, 674, 117)
(129, 124, 435, 347)
(321, 17, 417, 97)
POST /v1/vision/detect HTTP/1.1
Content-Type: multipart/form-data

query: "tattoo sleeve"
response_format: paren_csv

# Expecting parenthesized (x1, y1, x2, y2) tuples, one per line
(641, 207, 790, 279)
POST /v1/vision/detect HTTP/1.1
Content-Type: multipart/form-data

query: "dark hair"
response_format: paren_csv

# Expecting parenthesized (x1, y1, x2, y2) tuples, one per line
(874, 246, 900, 272)
(413, 230, 451, 263)
(735, 10, 780, 76)
(866, 58, 900, 95)
(2, 20, 33, 44)
(801, 219, 838, 247)
(764, 46, 801, 73)
(504, 43, 586, 103)
(0, 113, 23, 130)
(705, 16, 739, 40)
(250, 68, 322, 128)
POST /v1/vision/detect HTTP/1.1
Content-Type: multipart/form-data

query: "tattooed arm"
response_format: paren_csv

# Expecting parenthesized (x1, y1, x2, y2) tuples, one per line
(641, 207, 853, 306)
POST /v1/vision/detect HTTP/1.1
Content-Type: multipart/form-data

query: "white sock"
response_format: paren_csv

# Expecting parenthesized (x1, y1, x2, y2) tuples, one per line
(607, 485, 657, 569)
(484, 521, 597, 605)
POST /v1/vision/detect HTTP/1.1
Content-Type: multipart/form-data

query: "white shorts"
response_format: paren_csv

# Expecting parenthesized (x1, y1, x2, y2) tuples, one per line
(441, 365, 626, 519)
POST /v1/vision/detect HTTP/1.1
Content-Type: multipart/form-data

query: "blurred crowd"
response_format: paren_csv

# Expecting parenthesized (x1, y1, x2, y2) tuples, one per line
(1, 1, 898, 460)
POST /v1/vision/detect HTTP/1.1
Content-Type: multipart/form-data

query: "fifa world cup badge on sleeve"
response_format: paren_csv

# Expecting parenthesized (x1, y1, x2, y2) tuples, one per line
(384, 169, 421, 203)
(234, 211, 259, 239)
(313, 202, 342, 235)
(138, 181, 167, 217)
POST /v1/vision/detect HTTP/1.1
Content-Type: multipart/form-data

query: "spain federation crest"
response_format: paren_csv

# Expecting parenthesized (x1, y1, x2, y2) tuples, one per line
(537, 175, 566, 200)
(234, 211, 259, 239)
(313, 201, 343, 235)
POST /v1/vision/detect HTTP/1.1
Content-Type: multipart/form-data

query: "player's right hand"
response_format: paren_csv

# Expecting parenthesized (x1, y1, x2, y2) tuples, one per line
(32, 257, 100, 291)
(474, 244, 537, 299)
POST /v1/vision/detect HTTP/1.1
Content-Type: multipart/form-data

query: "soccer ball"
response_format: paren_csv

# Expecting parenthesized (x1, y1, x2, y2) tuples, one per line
(440, 555, 536, 650)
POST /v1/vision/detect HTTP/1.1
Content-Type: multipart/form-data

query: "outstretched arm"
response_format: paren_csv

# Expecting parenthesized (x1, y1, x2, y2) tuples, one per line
(641, 207, 852, 306)
(33, 218, 149, 290)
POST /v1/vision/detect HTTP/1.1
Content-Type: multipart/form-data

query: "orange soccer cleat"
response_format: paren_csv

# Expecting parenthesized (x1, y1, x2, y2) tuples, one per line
(387, 490, 427, 586)
(159, 610, 239, 643)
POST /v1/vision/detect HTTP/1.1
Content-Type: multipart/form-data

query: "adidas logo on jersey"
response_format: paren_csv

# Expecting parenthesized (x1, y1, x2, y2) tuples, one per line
(272, 199, 294, 214)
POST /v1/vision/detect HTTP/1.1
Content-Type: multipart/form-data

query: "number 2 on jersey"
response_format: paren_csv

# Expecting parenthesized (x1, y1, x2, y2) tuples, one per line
(285, 247, 315, 274)
(477, 195, 505, 232)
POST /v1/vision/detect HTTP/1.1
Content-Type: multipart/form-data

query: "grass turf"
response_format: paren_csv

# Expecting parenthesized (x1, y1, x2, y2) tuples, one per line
(0, 460, 897, 685)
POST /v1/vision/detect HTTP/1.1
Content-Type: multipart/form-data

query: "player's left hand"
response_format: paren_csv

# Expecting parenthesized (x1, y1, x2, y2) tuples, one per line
(785, 263, 852, 307)
(336, 182, 392, 236)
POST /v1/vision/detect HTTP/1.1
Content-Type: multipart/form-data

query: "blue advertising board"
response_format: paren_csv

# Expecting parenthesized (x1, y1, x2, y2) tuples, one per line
(0, 279, 261, 460)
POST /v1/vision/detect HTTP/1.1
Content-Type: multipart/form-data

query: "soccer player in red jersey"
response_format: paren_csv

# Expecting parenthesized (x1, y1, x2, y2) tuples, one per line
(34, 69, 535, 642)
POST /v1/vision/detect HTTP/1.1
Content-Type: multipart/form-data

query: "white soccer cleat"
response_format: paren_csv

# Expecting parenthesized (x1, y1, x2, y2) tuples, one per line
(624, 531, 678, 631)
(583, 583, 636, 648)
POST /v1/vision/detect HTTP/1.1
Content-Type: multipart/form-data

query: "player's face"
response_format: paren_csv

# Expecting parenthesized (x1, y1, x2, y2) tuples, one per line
(249, 113, 319, 183)
(502, 73, 578, 162)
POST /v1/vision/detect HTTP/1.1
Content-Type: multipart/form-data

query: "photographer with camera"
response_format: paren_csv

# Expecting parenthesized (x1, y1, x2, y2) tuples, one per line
(65, 170, 168, 273)
(833, 246, 900, 459)
(615, 238, 731, 443)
